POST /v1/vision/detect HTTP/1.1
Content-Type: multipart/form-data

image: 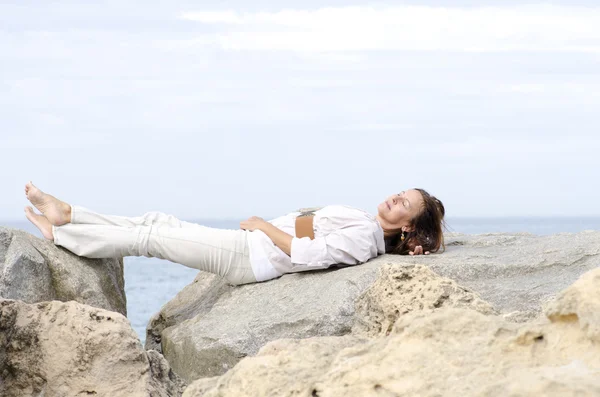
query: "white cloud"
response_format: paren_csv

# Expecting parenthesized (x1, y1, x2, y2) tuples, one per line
(178, 5, 600, 52)
(493, 80, 600, 94)
(328, 123, 415, 132)
(426, 136, 600, 160)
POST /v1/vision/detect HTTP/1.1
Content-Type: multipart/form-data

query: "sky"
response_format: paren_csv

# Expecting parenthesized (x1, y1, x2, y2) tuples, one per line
(1, 0, 599, 221)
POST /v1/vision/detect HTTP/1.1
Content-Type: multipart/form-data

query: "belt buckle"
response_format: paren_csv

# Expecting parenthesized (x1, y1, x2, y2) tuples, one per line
(297, 207, 321, 217)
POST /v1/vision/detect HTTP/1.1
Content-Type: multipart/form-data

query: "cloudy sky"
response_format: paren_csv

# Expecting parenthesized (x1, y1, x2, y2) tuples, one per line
(1, 0, 599, 222)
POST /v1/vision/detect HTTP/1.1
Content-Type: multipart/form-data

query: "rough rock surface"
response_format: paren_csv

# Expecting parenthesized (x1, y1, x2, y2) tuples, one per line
(353, 263, 496, 337)
(0, 299, 186, 397)
(181, 376, 219, 397)
(184, 266, 600, 397)
(150, 231, 600, 382)
(0, 227, 126, 315)
(182, 336, 366, 397)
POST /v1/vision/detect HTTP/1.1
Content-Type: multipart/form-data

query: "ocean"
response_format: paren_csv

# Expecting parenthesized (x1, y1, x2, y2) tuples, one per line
(3, 216, 600, 344)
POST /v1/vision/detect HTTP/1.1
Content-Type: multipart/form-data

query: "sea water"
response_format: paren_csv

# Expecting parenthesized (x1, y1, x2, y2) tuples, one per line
(3, 216, 600, 344)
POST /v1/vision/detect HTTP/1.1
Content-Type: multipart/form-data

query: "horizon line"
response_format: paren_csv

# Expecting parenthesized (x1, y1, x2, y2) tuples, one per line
(4, 214, 600, 223)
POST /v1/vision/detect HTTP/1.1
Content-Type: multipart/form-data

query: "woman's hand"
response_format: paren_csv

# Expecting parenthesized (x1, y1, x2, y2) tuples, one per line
(409, 245, 430, 256)
(240, 216, 267, 232)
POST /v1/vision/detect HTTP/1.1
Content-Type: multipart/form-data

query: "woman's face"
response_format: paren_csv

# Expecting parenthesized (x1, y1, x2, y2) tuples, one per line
(377, 189, 424, 231)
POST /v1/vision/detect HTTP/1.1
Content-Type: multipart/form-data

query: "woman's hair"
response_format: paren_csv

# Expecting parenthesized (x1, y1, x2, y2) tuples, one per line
(384, 188, 446, 255)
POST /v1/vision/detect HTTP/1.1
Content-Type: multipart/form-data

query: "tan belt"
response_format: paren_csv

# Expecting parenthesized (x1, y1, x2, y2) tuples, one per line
(295, 207, 322, 240)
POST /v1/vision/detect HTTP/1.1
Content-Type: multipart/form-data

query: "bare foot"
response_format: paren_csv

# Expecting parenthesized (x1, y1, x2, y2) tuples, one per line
(25, 181, 71, 226)
(25, 207, 54, 240)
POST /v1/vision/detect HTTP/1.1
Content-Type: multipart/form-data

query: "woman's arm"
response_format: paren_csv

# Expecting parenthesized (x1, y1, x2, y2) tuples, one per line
(259, 223, 293, 256)
(241, 215, 429, 263)
(240, 216, 293, 256)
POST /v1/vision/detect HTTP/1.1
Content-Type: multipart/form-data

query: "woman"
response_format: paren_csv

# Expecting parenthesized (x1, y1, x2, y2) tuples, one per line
(23, 182, 445, 285)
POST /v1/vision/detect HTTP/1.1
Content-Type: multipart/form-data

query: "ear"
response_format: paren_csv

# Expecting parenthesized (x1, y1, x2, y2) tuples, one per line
(402, 225, 415, 233)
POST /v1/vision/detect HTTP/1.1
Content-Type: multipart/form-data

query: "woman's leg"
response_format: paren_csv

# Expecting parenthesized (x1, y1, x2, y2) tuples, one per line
(24, 182, 256, 285)
(24, 181, 191, 229)
(25, 181, 200, 229)
(65, 206, 259, 285)
(52, 222, 257, 285)
(69, 205, 197, 229)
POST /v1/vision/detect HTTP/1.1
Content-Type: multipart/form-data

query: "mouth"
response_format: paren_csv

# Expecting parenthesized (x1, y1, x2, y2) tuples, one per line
(386, 202, 390, 210)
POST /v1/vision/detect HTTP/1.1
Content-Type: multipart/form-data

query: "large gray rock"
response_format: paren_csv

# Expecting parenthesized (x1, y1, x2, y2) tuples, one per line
(0, 299, 186, 397)
(151, 231, 600, 383)
(0, 227, 126, 315)
(145, 272, 231, 353)
(432, 231, 600, 320)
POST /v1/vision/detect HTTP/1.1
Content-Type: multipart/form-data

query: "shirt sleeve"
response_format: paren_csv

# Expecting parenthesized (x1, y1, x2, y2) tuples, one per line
(290, 223, 376, 270)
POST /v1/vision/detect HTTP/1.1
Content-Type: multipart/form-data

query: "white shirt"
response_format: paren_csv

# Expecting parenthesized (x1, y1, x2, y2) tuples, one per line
(246, 205, 386, 282)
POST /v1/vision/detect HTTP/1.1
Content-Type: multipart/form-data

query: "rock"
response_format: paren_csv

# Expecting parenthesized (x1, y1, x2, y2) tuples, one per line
(0, 299, 186, 397)
(147, 350, 188, 395)
(433, 231, 600, 318)
(0, 227, 126, 315)
(145, 272, 230, 352)
(0, 230, 53, 302)
(544, 265, 600, 342)
(160, 262, 382, 382)
(182, 336, 365, 397)
(501, 310, 539, 323)
(352, 263, 496, 337)
(151, 231, 600, 383)
(181, 376, 219, 397)
(184, 267, 600, 397)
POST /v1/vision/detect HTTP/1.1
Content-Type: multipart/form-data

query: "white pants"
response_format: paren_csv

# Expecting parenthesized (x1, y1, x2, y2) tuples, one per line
(52, 206, 257, 285)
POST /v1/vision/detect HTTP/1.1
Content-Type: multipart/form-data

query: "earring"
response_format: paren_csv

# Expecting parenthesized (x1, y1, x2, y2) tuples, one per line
(401, 230, 405, 241)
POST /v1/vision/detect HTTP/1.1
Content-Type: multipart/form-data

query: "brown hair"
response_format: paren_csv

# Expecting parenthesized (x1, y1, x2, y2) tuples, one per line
(384, 188, 446, 255)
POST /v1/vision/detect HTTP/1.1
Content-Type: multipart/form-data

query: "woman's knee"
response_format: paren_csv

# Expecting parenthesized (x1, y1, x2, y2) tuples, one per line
(141, 211, 181, 227)
(140, 211, 160, 225)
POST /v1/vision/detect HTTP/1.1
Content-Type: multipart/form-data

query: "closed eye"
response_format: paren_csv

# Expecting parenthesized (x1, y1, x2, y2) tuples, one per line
(398, 191, 410, 209)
